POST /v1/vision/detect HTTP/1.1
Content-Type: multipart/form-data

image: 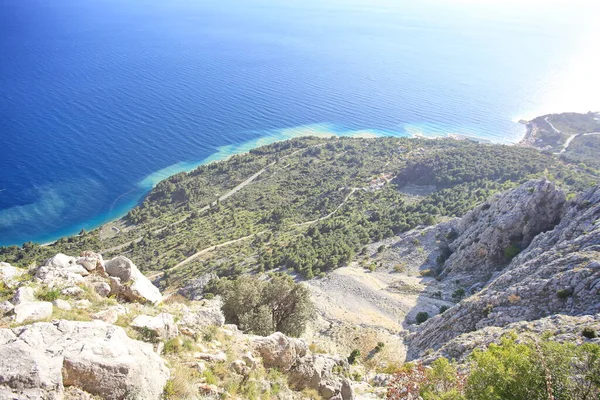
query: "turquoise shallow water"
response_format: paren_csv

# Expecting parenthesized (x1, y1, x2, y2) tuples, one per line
(1, 0, 599, 246)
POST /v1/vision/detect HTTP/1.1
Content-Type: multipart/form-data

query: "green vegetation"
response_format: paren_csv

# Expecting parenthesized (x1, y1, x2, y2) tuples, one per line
(348, 349, 361, 364)
(1, 136, 595, 287)
(416, 312, 429, 324)
(387, 335, 600, 400)
(206, 275, 314, 337)
(556, 288, 572, 300)
(562, 134, 600, 170)
(582, 328, 597, 339)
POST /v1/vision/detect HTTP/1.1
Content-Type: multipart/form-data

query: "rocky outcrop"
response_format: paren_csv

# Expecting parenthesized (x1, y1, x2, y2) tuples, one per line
(252, 332, 308, 372)
(289, 354, 354, 400)
(408, 183, 600, 359)
(422, 314, 600, 364)
(131, 313, 179, 340)
(0, 320, 169, 400)
(0, 262, 25, 288)
(253, 332, 354, 399)
(105, 256, 162, 304)
(440, 180, 565, 289)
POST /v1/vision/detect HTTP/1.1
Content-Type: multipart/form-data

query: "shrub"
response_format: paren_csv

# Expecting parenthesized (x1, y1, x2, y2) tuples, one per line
(163, 338, 182, 354)
(452, 288, 465, 301)
(368, 263, 377, 272)
(439, 305, 449, 314)
(583, 327, 597, 339)
(208, 275, 314, 337)
(503, 243, 521, 261)
(556, 288, 572, 300)
(416, 312, 429, 325)
(37, 287, 61, 302)
(375, 342, 385, 353)
(348, 349, 361, 364)
(377, 245, 386, 253)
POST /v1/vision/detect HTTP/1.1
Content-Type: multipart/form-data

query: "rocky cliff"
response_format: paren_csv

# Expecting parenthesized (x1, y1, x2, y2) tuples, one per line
(407, 180, 600, 360)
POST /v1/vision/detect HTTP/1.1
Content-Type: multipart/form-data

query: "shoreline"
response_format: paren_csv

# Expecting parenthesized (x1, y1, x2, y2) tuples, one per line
(3, 122, 528, 248)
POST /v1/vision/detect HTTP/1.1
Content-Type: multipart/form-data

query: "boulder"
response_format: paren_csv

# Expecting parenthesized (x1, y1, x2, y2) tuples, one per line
(53, 299, 72, 311)
(35, 253, 89, 287)
(14, 301, 53, 323)
(92, 306, 127, 325)
(131, 313, 179, 340)
(76, 251, 105, 273)
(0, 320, 169, 399)
(0, 301, 15, 315)
(178, 299, 226, 331)
(105, 257, 162, 304)
(288, 354, 353, 399)
(44, 253, 77, 269)
(94, 282, 111, 298)
(0, 262, 26, 288)
(12, 286, 36, 305)
(252, 332, 308, 372)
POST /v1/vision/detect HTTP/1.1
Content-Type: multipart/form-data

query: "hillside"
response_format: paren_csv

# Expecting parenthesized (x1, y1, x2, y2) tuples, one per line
(520, 111, 600, 169)
(1, 131, 600, 399)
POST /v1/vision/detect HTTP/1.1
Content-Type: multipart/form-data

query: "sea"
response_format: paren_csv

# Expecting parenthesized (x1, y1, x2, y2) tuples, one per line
(1, 0, 600, 246)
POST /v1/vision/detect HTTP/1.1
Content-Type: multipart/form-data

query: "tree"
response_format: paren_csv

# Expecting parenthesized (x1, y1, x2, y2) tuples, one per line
(209, 275, 314, 337)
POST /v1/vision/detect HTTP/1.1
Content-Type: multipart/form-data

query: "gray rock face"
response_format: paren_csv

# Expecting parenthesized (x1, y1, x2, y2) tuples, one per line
(408, 183, 600, 359)
(422, 314, 600, 364)
(105, 256, 162, 304)
(440, 180, 565, 288)
(0, 320, 169, 400)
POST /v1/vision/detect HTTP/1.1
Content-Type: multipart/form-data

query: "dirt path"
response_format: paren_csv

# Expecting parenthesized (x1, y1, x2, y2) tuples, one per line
(100, 146, 321, 255)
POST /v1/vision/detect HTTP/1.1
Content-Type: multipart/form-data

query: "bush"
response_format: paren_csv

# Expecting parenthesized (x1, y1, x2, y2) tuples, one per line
(439, 305, 449, 314)
(556, 288, 572, 300)
(375, 342, 385, 353)
(377, 245, 386, 253)
(348, 349, 361, 364)
(208, 275, 314, 337)
(583, 327, 597, 339)
(452, 288, 465, 301)
(416, 312, 429, 324)
(163, 338, 182, 354)
(37, 287, 61, 302)
(503, 243, 521, 261)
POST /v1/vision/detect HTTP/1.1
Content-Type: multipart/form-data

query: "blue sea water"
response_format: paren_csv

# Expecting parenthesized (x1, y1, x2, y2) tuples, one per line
(1, 0, 600, 246)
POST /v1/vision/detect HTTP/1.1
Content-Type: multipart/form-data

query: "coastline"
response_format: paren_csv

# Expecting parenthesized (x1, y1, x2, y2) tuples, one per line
(4, 122, 526, 248)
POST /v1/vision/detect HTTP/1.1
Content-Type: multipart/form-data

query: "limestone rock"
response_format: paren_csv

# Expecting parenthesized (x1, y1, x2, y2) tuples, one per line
(14, 301, 53, 323)
(94, 282, 111, 297)
(408, 183, 600, 359)
(177, 273, 217, 300)
(105, 256, 162, 304)
(61, 286, 85, 297)
(288, 354, 353, 399)
(76, 251, 105, 273)
(178, 298, 225, 331)
(0, 262, 26, 288)
(252, 332, 308, 372)
(53, 299, 72, 311)
(0, 320, 169, 399)
(92, 306, 127, 324)
(12, 286, 36, 305)
(131, 313, 179, 340)
(440, 180, 565, 288)
(44, 253, 77, 269)
(0, 301, 15, 315)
